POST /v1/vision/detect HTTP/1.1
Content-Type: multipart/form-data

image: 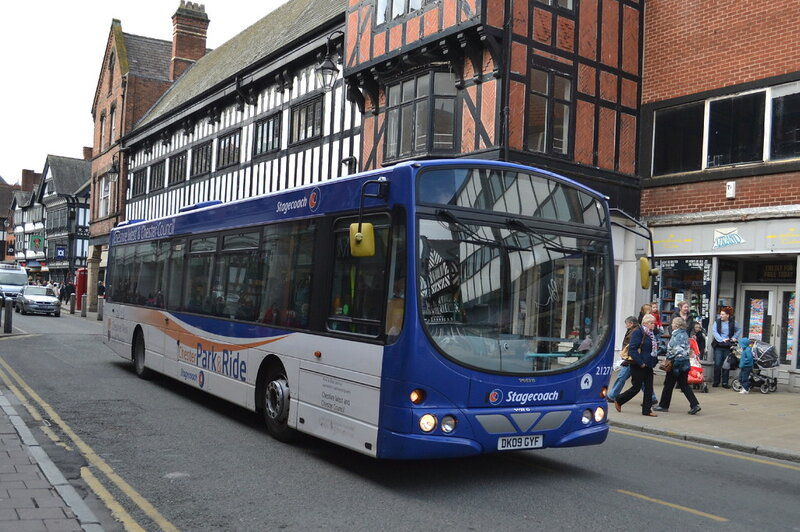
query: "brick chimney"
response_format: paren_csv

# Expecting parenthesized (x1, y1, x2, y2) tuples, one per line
(170, 1, 209, 81)
(83, 147, 93, 161)
(20, 170, 40, 192)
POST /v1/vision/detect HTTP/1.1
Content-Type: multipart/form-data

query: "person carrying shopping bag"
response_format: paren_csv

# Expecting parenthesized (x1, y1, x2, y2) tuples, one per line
(653, 317, 701, 415)
(614, 314, 659, 417)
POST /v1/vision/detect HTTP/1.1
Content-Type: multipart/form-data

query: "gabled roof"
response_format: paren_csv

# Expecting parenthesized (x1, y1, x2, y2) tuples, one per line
(12, 190, 33, 210)
(122, 33, 173, 81)
(41, 155, 91, 199)
(92, 19, 173, 114)
(137, 0, 343, 128)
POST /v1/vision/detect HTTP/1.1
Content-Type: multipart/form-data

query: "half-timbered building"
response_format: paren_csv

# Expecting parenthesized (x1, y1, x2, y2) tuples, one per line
(122, 0, 359, 224)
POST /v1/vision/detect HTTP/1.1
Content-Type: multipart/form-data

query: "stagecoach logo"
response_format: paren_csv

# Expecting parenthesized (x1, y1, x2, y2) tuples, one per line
(712, 227, 745, 249)
(488, 389, 503, 405)
(309, 187, 321, 212)
(198, 370, 205, 389)
(488, 389, 564, 406)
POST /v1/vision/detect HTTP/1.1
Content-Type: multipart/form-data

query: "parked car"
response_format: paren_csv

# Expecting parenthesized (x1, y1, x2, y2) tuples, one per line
(15, 285, 61, 317)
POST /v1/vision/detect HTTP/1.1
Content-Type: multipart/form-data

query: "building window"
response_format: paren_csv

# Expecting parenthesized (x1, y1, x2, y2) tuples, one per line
(217, 130, 241, 170)
(526, 67, 571, 156)
(131, 169, 147, 197)
(150, 161, 166, 190)
(109, 106, 117, 144)
(169, 152, 187, 186)
(99, 113, 107, 151)
(376, 0, 423, 25)
(535, 0, 573, 9)
(653, 103, 704, 175)
(651, 82, 800, 176)
(98, 177, 110, 218)
(191, 141, 212, 177)
(385, 71, 457, 160)
(290, 98, 323, 144)
(254, 114, 281, 156)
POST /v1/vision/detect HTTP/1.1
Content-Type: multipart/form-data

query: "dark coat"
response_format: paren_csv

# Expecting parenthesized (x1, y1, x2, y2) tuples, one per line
(627, 326, 657, 368)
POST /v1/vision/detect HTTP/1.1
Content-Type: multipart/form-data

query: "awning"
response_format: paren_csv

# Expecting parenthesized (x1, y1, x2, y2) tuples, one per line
(26, 260, 40, 268)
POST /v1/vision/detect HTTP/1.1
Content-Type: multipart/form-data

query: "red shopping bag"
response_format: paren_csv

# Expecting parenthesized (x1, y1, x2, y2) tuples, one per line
(687, 364, 704, 385)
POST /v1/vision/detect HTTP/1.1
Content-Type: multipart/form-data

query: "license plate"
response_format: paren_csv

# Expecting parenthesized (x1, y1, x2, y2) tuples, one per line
(497, 435, 543, 451)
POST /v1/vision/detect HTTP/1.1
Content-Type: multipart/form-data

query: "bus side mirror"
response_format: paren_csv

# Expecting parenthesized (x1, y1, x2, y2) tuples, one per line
(350, 223, 375, 257)
(639, 257, 659, 289)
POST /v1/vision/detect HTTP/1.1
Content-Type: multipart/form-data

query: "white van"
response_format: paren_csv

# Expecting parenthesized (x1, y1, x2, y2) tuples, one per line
(0, 263, 28, 304)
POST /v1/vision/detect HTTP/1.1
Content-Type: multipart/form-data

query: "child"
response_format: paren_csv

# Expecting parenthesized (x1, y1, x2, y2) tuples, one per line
(738, 338, 754, 394)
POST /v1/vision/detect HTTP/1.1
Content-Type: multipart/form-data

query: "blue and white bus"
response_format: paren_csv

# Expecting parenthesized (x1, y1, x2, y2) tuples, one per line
(104, 159, 615, 459)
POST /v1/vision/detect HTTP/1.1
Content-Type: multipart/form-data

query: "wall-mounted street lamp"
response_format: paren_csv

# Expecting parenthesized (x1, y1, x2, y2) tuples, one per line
(315, 30, 344, 92)
(107, 154, 120, 183)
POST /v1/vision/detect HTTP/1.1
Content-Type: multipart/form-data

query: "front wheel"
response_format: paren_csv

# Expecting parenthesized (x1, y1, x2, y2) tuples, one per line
(132, 332, 151, 380)
(731, 379, 742, 392)
(760, 383, 770, 394)
(769, 380, 778, 393)
(261, 367, 296, 442)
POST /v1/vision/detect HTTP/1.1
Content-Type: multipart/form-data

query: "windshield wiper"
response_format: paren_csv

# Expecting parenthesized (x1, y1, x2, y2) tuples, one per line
(505, 219, 586, 255)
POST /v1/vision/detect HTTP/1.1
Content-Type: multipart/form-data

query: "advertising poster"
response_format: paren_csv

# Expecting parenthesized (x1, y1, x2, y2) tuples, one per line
(788, 294, 795, 358)
(748, 299, 764, 340)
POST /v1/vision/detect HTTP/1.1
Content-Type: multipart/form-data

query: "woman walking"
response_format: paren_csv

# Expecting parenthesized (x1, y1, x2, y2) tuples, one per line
(653, 317, 701, 415)
(614, 314, 659, 417)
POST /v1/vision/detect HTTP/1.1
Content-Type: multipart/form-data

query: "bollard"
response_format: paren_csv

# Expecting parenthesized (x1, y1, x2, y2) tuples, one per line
(81, 294, 87, 317)
(97, 297, 104, 321)
(4, 299, 12, 334)
(69, 293, 76, 314)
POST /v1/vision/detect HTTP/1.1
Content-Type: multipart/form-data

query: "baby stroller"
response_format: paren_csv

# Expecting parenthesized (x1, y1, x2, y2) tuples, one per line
(731, 340, 779, 394)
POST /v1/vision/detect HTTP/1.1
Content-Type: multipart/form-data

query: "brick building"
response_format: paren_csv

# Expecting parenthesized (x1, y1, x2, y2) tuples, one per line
(639, 1, 800, 389)
(87, 1, 210, 310)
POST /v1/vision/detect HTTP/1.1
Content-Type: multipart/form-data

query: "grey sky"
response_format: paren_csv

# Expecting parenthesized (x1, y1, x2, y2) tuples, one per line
(0, 0, 289, 184)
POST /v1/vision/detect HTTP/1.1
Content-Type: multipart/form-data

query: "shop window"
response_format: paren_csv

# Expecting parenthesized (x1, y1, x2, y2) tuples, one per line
(770, 82, 800, 160)
(653, 259, 712, 331)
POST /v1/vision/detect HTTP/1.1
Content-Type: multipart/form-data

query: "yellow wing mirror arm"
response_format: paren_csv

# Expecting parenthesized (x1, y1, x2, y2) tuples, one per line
(350, 177, 389, 258)
(609, 208, 659, 289)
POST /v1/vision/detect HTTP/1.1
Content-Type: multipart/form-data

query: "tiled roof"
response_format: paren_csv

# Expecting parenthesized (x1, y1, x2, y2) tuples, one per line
(122, 33, 172, 81)
(138, 0, 344, 127)
(13, 190, 33, 208)
(45, 156, 91, 196)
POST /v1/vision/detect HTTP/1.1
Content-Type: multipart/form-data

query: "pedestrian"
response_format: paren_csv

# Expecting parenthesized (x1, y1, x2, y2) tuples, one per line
(691, 322, 706, 357)
(97, 281, 106, 297)
(653, 317, 701, 415)
(737, 338, 754, 394)
(675, 301, 696, 335)
(608, 316, 658, 404)
(614, 313, 659, 417)
(711, 306, 741, 388)
(59, 283, 67, 303)
(637, 303, 651, 325)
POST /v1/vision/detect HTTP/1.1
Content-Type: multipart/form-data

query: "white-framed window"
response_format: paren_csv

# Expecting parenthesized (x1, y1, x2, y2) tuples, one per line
(652, 81, 800, 176)
(98, 177, 110, 218)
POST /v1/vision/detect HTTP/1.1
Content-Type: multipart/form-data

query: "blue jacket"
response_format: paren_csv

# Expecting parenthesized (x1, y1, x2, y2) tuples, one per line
(738, 338, 754, 368)
(628, 326, 657, 368)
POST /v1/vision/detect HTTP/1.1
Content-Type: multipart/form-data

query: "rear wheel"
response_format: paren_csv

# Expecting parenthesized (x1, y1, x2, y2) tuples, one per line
(132, 332, 151, 379)
(731, 379, 742, 392)
(261, 366, 296, 442)
(769, 380, 778, 393)
(759, 383, 770, 394)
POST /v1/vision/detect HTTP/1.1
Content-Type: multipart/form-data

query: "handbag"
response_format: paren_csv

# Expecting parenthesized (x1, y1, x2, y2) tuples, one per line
(659, 358, 673, 372)
(620, 344, 631, 361)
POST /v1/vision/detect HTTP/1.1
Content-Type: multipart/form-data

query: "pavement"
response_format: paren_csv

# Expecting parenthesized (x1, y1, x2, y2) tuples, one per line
(0, 302, 798, 530)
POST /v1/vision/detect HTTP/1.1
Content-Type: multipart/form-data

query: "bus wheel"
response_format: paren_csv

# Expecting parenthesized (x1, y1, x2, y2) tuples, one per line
(262, 367, 296, 442)
(132, 332, 151, 380)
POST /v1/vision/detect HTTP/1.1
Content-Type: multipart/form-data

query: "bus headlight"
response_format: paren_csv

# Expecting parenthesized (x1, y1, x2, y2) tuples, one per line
(441, 415, 457, 433)
(410, 389, 426, 404)
(581, 409, 593, 425)
(419, 414, 437, 432)
(594, 407, 606, 422)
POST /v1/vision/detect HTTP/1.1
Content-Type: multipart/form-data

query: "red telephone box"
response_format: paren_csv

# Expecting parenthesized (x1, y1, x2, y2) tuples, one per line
(75, 268, 88, 310)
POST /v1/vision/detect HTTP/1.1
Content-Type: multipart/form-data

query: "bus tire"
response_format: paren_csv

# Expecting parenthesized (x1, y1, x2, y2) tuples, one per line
(132, 331, 151, 380)
(261, 366, 296, 442)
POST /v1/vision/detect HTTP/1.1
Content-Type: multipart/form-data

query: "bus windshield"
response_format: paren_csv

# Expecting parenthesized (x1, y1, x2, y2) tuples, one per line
(0, 271, 27, 286)
(417, 166, 612, 375)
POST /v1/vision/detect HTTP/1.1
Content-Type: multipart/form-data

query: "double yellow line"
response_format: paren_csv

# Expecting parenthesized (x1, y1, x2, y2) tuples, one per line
(0, 356, 178, 532)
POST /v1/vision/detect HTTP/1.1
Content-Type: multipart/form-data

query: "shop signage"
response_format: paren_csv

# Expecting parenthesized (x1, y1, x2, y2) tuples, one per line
(29, 234, 45, 251)
(712, 227, 745, 249)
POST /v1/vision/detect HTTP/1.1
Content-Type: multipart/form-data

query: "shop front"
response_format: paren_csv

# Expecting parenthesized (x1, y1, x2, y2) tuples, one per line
(651, 218, 800, 392)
